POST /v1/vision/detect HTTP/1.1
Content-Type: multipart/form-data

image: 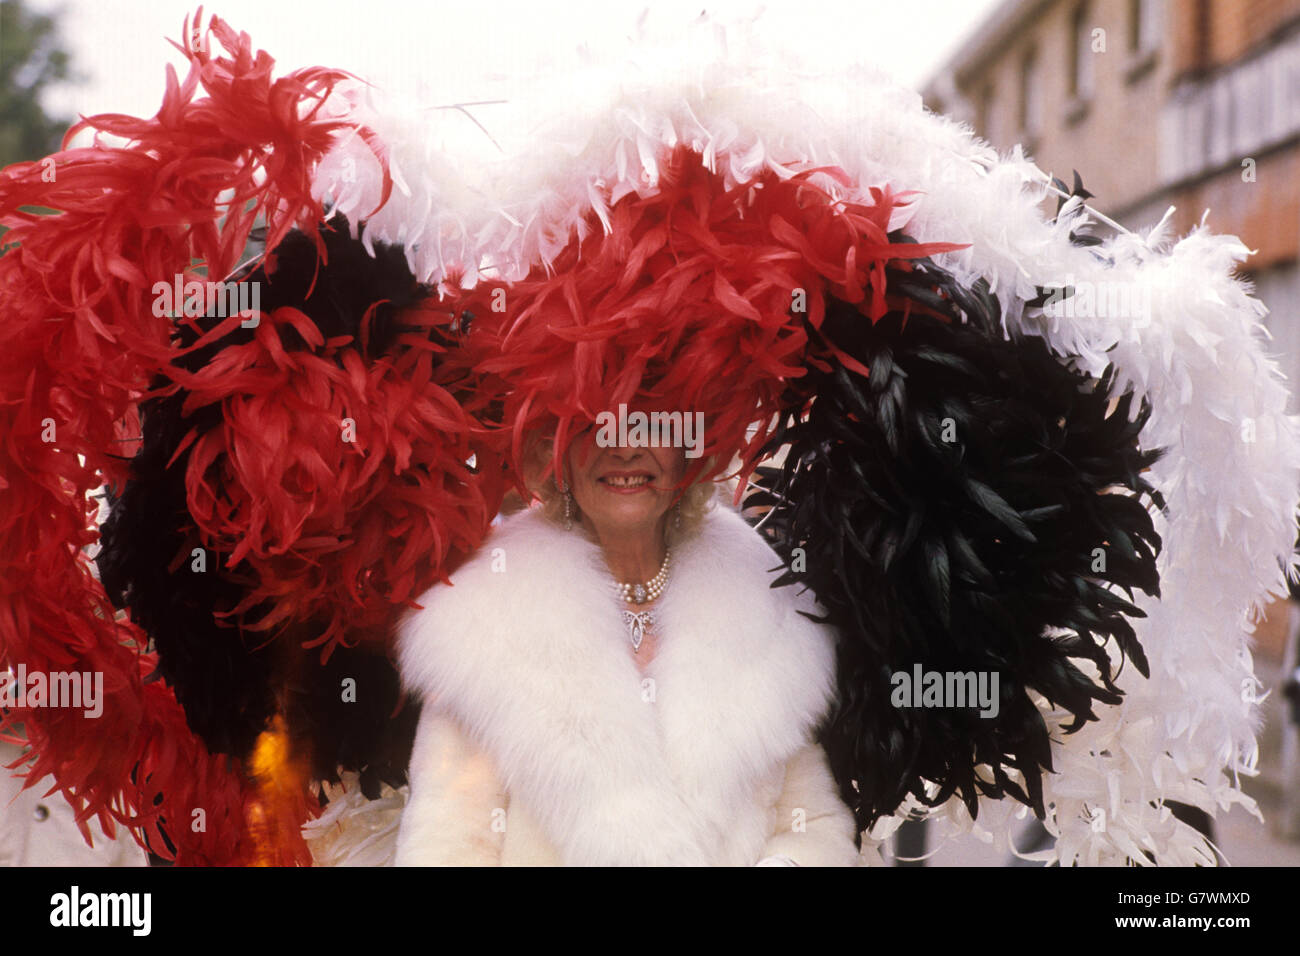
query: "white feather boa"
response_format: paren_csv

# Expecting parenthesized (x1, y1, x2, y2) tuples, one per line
(305, 13, 1300, 865)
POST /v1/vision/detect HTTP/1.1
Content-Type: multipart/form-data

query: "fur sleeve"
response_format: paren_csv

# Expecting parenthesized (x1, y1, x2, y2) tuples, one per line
(394, 703, 509, 866)
(760, 742, 863, 867)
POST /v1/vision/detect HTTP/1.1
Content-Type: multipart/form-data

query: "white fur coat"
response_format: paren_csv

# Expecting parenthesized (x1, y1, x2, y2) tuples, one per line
(390, 502, 863, 866)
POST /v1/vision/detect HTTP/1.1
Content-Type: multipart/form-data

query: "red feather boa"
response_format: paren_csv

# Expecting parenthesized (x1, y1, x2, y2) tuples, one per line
(0, 12, 374, 865)
(164, 294, 506, 657)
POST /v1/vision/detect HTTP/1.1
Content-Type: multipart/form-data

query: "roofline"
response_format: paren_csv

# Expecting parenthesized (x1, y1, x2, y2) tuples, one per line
(921, 0, 1060, 98)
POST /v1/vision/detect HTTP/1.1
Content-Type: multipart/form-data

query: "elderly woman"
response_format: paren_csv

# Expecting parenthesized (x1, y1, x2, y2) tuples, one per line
(392, 422, 863, 866)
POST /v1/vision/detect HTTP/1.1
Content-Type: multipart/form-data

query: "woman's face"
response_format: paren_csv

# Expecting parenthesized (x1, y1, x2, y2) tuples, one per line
(565, 427, 687, 542)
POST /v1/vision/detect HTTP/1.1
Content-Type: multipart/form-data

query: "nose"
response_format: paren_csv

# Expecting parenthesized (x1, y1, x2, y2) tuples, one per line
(606, 443, 646, 461)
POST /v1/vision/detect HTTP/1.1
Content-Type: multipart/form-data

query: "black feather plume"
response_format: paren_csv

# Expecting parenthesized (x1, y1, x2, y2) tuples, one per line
(745, 250, 1163, 832)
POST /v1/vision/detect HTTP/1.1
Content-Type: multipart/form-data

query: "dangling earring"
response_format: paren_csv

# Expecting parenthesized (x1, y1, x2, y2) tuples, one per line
(559, 479, 574, 531)
(673, 501, 682, 532)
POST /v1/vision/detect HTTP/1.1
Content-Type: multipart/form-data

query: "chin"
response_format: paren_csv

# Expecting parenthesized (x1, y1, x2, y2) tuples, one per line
(588, 499, 667, 535)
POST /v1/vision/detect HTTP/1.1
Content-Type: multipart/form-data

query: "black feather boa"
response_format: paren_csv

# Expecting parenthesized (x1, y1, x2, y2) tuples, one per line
(744, 251, 1164, 832)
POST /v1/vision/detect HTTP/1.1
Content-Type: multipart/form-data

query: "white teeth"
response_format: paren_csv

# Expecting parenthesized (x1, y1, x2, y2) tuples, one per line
(603, 475, 650, 487)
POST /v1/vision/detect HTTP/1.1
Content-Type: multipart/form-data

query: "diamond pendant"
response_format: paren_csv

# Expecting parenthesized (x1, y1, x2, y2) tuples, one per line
(623, 609, 653, 652)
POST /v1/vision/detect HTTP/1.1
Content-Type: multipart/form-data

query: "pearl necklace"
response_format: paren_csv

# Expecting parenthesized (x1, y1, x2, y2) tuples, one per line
(611, 550, 671, 605)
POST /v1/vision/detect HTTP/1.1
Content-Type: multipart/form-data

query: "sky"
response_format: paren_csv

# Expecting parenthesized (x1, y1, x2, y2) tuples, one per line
(29, 0, 1003, 129)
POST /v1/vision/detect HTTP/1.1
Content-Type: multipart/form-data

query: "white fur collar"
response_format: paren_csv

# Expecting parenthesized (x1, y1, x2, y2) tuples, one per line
(396, 503, 837, 865)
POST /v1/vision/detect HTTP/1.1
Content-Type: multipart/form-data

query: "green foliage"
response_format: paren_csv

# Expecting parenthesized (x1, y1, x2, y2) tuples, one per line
(0, 0, 81, 166)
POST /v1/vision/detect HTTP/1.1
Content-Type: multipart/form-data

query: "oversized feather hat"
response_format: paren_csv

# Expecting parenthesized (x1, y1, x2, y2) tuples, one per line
(2, 10, 1296, 865)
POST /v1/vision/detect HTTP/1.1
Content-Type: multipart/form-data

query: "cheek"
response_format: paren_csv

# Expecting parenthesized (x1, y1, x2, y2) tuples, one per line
(654, 450, 687, 486)
(566, 436, 596, 482)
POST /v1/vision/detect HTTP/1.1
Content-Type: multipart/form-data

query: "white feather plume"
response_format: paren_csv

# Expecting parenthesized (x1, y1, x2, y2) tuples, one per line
(303, 774, 407, 867)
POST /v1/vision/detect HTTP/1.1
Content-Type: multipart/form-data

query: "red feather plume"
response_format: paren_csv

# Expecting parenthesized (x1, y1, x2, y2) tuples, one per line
(0, 10, 380, 864)
(467, 146, 967, 493)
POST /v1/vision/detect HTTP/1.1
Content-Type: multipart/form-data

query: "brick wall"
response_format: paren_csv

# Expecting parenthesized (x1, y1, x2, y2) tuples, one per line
(1172, 0, 1300, 75)
(1168, 149, 1300, 268)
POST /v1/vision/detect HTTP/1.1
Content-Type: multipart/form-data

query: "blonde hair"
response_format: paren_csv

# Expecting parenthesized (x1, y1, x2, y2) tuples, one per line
(520, 432, 722, 546)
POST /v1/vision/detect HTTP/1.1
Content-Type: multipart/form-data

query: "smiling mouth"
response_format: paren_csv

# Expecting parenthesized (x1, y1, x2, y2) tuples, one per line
(599, 474, 653, 488)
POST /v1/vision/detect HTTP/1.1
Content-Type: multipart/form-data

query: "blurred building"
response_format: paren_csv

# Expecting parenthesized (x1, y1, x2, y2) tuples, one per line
(924, 0, 1300, 401)
(923, 0, 1300, 849)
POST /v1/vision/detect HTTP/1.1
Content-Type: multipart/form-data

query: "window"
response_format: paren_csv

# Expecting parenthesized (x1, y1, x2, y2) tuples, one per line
(1128, 0, 1158, 53)
(1069, 3, 1094, 99)
(977, 83, 995, 141)
(1019, 49, 1042, 137)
